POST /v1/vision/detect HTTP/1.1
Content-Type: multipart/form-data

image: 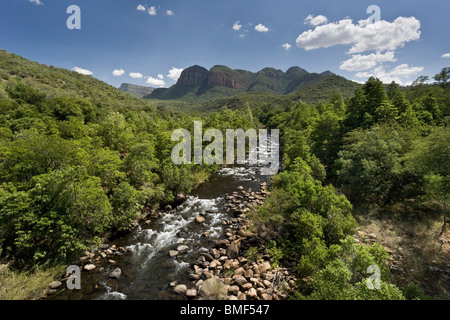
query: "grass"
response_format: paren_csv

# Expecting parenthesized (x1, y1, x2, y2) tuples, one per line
(0, 264, 64, 300)
(199, 277, 228, 300)
(352, 203, 449, 298)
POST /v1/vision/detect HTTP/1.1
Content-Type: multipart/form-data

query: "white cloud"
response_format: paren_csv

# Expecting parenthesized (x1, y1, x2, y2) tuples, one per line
(304, 14, 328, 26)
(167, 67, 183, 81)
(255, 24, 269, 33)
(112, 68, 125, 76)
(137, 4, 146, 12)
(29, 0, 43, 5)
(167, 10, 174, 16)
(157, 74, 164, 80)
(233, 21, 242, 31)
(72, 67, 93, 76)
(148, 6, 157, 16)
(356, 64, 424, 85)
(146, 77, 166, 87)
(296, 17, 421, 54)
(282, 43, 292, 51)
(441, 53, 450, 59)
(129, 72, 143, 79)
(339, 51, 397, 72)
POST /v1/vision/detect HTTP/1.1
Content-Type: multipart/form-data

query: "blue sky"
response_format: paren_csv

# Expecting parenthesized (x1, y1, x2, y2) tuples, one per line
(0, 0, 449, 88)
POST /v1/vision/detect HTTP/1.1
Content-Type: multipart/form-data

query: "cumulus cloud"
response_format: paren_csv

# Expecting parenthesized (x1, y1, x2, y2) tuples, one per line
(29, 0, 43, 5)
(167, 10, 174, 16)
(304, 14, 328, 26)
(146, 76, 166, 87)
(255, 24, 269, 33)
(137, 4, 146, 12)
(72, 67, 93, 76)
(282, 43, 292, 51)
(233, 21, 242, 31)
(148, 6, 157, 16)
(296, 17, 421, 54)
(356, 64, 424, 85)
(157, 74, 164, 80)
(339, 51, 397, 72)
(167, 67, 183, 81)
(442, 53, 450, 59)
(112, 68, 125, 76)
(129, 72, 143, 79)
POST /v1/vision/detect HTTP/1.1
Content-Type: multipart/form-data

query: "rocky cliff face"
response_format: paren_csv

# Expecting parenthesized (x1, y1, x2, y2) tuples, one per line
(118, 83, 155, 98)
(145, 64, 340, 102)
(207, 72, 247, 90)
(177, 65, 209, 86)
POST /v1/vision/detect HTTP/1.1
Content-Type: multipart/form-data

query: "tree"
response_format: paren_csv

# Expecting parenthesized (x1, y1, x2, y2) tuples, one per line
(412, 75, 429, 87)
(363, 77, 388, 118)
(0, 166, 113, 265)
(433, 67, 450, 88)
(336, 126, 405, 204)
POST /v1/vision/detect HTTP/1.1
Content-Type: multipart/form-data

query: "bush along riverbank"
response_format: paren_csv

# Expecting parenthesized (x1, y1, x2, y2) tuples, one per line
(171, 182, 299, 300)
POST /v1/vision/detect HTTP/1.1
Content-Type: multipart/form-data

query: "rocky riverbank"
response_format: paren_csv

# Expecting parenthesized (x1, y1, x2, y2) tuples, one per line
(169, 182, 299, 300)
(44, 169, 299, 300)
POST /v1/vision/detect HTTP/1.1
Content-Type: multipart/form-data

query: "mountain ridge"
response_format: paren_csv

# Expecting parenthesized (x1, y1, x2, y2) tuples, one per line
(118, 83, 155, 98)
(143, 65, 359, 103)
(145, 64, 360, 104)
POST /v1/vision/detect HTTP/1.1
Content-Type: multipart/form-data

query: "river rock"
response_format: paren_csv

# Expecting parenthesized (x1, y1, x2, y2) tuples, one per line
(49, 281, 62, 289)
(169, 250, 179, 257)
(84, 264, 96, 271)
(244, 269, 254, 279)
(228, 285, 240, 295)
(233, 267, 245, 276)
(109, 267, 122, 279)
(233, 276, 247, 287)
(215, 239, 228, 248)
(261, 293, 272, 300)
(174, 284, 187, 294)
(186, 288, 197, 298)
(177, 245, 189, 254)
(242, 283, 253, 290)
(258, 262, 271, 274)
(227, 240, 241, 259)
(195, 216, 206, 224)
(247, 288, 258, 299)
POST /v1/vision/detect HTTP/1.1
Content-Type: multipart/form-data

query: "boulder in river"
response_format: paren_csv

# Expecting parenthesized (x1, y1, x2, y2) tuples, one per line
(109, 267, 122, 279)
(84, 264, 96, 271)
(195, 216, 206, 224)
(177, 245, 189, 254)
(169, 250, 179, 257)
(174, 284, 187, 294)
(186, 288, 198, 298)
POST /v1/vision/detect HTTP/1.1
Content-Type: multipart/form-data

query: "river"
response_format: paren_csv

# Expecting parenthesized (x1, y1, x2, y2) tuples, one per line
(49, 163, 271, 300)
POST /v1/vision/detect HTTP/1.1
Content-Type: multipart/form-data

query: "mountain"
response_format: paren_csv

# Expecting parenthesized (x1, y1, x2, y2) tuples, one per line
(119, 83, 155, 98)
(144, 65, 350, 103)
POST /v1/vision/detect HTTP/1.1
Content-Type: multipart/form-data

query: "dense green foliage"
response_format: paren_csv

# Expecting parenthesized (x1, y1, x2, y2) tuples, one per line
(0, 49, 448, 300)
(0, 50, 252, 266)
(250, 72, 449, 300)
